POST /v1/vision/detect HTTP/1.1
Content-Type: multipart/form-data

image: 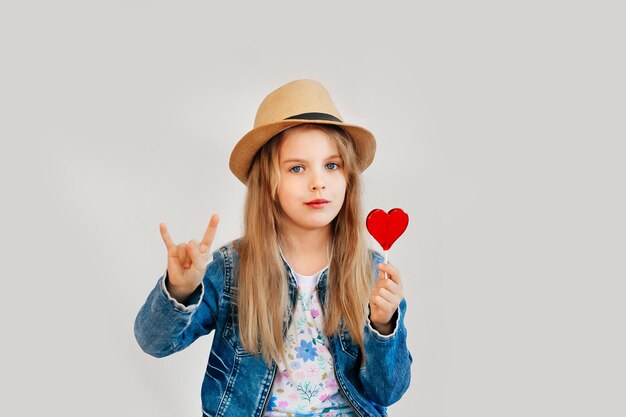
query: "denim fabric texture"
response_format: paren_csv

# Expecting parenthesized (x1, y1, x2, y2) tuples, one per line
(134, 240, 412, 417)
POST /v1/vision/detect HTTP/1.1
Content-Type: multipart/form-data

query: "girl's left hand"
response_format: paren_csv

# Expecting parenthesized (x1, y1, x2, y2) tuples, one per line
(369, 262, 404, 335)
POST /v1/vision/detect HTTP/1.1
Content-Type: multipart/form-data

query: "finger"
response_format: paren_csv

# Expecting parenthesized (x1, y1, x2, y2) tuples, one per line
(376, 287, 402, 306)
(201, 214, 220, 249)
(377, 263, 402, 286)
(377, 262, 399, 277)
(177, 243, 187, 265)
(371, 294, 394, 312)
(160, 223, 176, 251)
(376, 265, 393, 282)
(186, 239, 202, 268)
(374, 272, 404, 303)
(188, 240, 210, 272)
(377, 279, 401, 297)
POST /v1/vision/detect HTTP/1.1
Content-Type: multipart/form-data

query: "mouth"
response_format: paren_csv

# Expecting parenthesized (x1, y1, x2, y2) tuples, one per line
(305, 199, 330, 208)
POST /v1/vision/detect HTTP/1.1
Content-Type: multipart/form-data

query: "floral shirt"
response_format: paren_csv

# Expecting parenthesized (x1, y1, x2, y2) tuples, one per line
(264, 268, 357, 417)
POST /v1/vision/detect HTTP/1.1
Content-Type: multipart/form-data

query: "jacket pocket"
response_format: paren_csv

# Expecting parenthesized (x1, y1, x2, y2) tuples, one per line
(338, 327, 360, 359)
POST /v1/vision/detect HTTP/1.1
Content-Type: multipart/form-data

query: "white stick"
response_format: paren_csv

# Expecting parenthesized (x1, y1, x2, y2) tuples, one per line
(384, 250, 389, 279)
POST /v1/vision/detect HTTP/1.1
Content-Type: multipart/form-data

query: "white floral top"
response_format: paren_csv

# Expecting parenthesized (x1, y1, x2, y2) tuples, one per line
(264, 267, 357, 417)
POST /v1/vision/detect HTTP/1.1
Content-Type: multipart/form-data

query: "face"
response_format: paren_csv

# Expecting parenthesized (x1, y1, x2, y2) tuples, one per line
(276, 126, 347, 235)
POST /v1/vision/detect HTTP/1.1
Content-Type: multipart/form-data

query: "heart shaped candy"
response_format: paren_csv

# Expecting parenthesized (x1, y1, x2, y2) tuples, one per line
(366, 208, 409, 251)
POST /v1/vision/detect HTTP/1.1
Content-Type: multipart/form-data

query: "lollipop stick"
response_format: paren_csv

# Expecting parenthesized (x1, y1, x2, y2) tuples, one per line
(384, 250, 389, 280)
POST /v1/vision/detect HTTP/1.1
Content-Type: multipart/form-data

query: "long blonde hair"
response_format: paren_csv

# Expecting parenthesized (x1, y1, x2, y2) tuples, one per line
(235, 124, 373, 365)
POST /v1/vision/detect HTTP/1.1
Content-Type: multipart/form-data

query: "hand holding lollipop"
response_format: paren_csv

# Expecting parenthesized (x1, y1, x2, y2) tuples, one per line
(366, 208, 409, 334)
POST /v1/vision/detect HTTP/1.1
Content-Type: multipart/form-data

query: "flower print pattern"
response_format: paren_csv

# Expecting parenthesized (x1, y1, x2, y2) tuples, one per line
(265, 269, 355, 416)
(324, 379, 338, 390)
(307, 364, 319, 377)
(295, 340, 318, 362)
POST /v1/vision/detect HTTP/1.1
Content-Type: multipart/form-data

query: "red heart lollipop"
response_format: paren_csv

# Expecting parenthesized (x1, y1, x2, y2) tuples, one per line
(366, 208, 409, 251)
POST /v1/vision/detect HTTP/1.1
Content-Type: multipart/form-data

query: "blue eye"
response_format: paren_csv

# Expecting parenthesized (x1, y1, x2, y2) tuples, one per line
(326, 162, 339, 170)
(290, 166, 304, 173)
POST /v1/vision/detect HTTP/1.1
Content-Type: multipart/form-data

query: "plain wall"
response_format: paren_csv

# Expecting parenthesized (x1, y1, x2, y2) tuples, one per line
(1, 1, 624, 416)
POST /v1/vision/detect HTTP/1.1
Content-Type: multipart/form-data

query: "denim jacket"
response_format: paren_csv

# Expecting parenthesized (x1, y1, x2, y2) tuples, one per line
(134, 240, 412, 416)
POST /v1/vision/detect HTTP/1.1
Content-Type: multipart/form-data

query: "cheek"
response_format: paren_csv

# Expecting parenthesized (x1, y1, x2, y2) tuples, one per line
(276, 188, 287, 209)
(338, 189, 347, 206)
(336, 177, 348, 197)
(276, 181, 297, 208)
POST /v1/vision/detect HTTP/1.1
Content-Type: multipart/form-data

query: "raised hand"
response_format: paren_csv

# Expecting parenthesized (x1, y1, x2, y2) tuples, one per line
(159, 214, 220, 303)
(369, 262, 404, 335)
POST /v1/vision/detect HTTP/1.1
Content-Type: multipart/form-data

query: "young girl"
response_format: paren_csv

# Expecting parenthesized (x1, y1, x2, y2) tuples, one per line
(135, 79, 412, 417)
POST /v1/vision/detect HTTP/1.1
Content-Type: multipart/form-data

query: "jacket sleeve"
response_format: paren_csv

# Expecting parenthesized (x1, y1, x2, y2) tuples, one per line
(133, 248, 225, 358)
(359, 252, 413, 406)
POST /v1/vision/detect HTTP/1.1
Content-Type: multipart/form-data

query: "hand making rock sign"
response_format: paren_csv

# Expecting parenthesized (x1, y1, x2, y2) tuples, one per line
(159, 214, 220, 304)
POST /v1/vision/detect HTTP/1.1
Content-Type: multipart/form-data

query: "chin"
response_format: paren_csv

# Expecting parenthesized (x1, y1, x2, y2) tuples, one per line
(297, 217, 336, 231)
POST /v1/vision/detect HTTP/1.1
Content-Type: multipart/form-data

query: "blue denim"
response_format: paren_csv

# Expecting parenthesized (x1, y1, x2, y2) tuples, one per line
(134, 240, 412, 416)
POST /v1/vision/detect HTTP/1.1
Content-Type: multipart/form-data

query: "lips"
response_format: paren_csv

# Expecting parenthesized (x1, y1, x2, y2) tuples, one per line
(305, 199, 330, 208)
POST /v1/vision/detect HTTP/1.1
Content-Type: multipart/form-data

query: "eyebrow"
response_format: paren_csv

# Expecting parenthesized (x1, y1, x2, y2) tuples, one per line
(281, 154, 343, 165)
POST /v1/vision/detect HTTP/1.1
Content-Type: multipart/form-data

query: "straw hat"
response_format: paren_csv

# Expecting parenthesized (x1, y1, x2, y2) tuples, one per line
(229, 79, 376, 184)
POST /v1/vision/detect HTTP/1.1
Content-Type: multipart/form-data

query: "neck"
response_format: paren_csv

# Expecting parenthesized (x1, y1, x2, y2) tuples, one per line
(283, 225, 330, 253)
(280, 224, 332, 262)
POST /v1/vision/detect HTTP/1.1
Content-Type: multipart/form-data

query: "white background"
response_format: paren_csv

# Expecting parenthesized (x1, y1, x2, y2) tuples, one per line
(1, 1, 624, 416)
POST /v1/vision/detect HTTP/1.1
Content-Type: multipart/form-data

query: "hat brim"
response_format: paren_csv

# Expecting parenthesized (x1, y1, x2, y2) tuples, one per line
(229, 118, 376, 185)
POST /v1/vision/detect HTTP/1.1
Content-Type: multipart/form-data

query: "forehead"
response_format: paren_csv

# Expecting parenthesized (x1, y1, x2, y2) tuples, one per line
(278, 126, 340, 160)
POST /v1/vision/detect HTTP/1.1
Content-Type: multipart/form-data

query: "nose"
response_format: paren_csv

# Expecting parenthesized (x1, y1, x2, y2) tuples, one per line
(310, 169, 326, 191)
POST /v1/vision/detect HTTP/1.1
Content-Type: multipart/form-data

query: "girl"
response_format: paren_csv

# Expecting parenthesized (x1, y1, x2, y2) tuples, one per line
(135, 79, 412, 417)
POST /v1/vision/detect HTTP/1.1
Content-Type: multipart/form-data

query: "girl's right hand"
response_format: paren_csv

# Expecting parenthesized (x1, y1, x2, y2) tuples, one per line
(159, 214, 220, 303)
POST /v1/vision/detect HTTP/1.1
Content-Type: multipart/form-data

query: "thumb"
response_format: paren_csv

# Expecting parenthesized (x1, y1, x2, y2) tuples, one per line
(188, 240, 210, 271)
(376, 262, 389, 281)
